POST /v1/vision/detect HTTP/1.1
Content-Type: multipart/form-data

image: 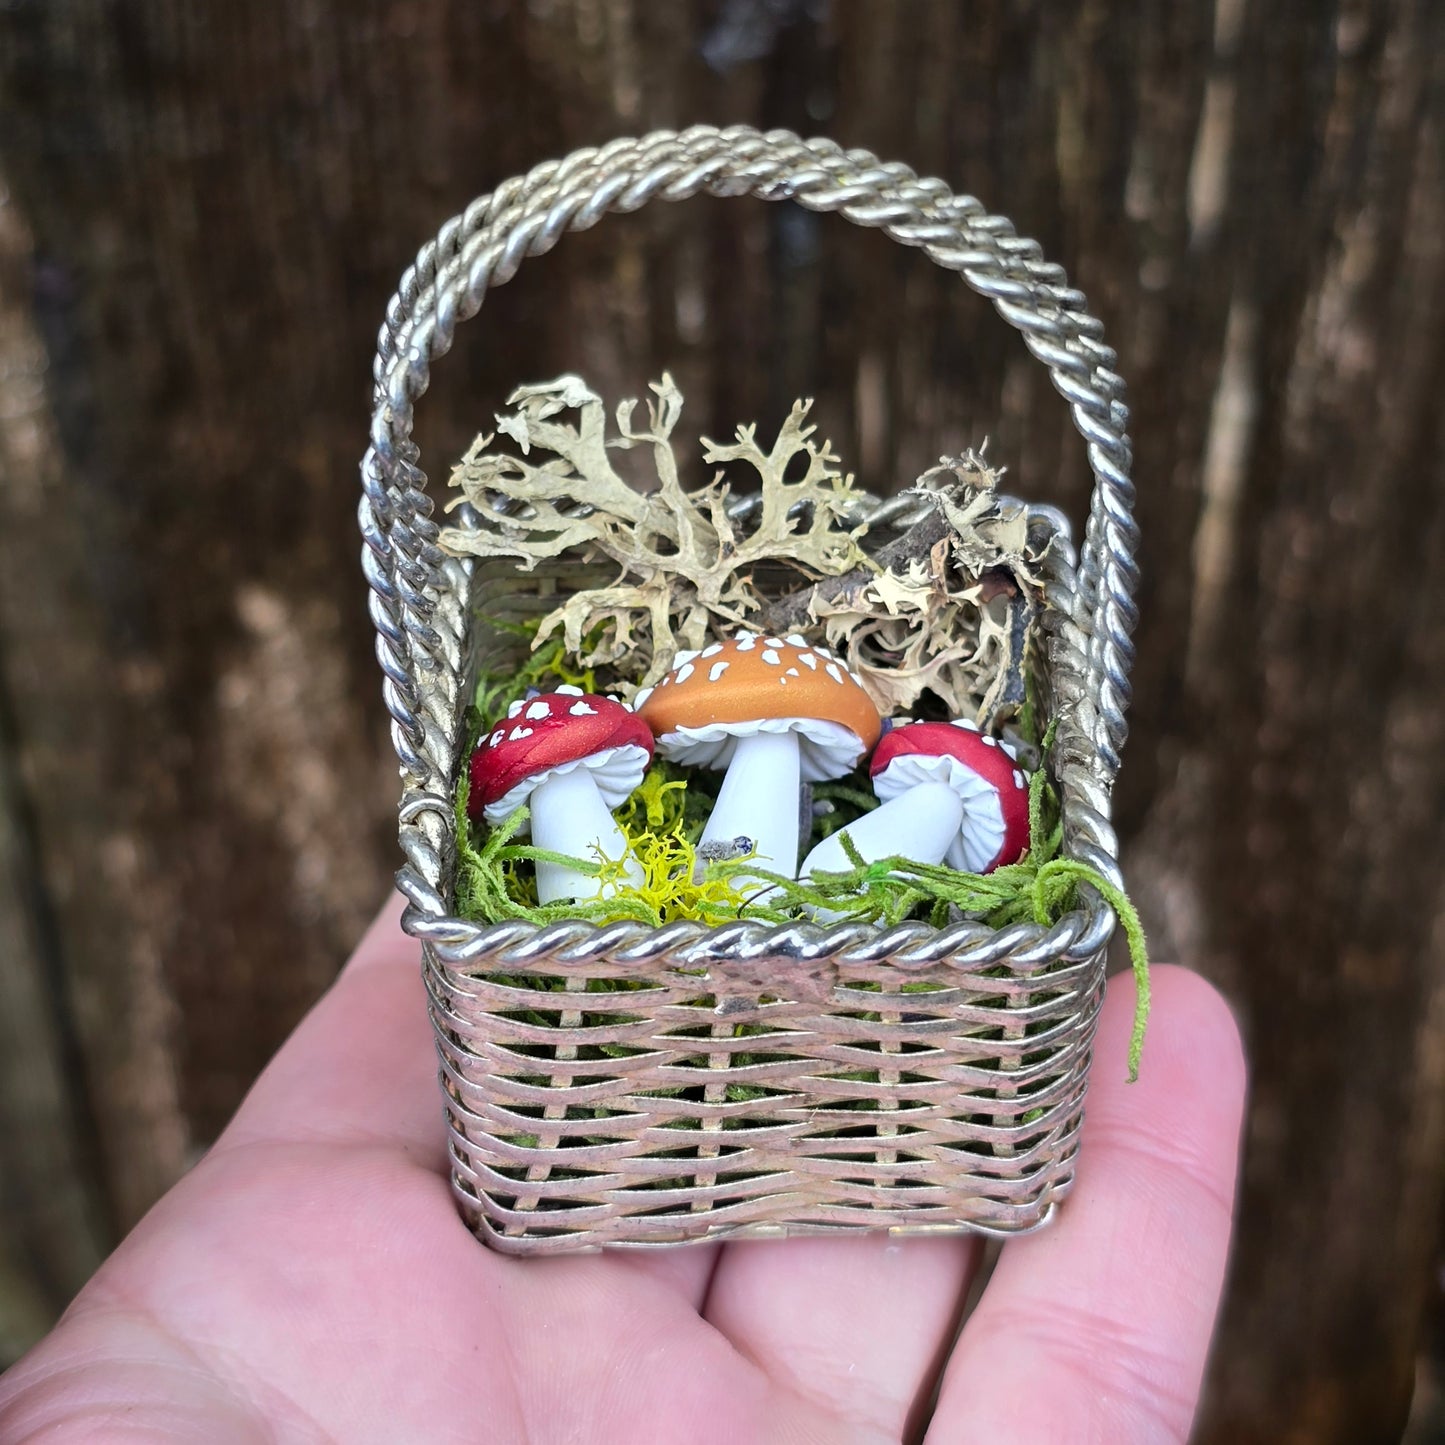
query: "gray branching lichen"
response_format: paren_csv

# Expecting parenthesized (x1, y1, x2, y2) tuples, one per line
(794, 451, 1055, 722)
(439, 374, 868, 689)
(439, 377, 1058, 728)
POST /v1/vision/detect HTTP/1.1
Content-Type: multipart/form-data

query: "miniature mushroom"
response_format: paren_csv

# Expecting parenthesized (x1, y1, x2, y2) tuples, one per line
(796, 781, 968, 904)
(634, 632, 882, 886)
(868, 719, 1031, 873)
(468, 685, 654, 904)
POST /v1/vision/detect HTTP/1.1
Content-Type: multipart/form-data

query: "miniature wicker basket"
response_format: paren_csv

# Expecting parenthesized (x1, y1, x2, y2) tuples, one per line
(361, 127, 1138, 1254)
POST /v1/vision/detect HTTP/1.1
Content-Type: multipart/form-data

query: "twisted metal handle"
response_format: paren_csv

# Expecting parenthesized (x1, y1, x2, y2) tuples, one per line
(361, 126, 1138, 831)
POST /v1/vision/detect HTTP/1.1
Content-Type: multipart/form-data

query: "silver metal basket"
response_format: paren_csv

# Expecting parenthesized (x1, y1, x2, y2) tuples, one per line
(361, 127, 1138, 1254)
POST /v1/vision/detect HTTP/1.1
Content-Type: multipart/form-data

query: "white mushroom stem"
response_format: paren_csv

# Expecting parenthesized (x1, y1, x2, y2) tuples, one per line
(797, 783, 966, 922)
(528, 766, 644, 904)
(700, 730, 802, 888)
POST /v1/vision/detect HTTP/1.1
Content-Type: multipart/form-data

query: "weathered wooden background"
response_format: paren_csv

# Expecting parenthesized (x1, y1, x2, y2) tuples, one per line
(1, 1, 1443, 1439)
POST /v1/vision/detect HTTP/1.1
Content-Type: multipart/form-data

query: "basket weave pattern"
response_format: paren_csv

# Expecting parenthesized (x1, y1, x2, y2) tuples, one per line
(361, 128, 1139, 1253)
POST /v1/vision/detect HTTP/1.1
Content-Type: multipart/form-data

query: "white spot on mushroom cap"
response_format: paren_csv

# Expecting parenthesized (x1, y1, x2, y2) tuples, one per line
(708, 660, 729, 682)
(674, 649, 700, 666)
(673, 662, 695, 685)
(735, 636, 757, 651)
(982, 736, 999, 747)
(825, 662, 845, 684)
(763, 636, 785, 649)
(508, 725, 533, 740)
(1013, 769, 1026, 789)
(785, 633, 807, 646)
(631, 686, 654, 709)
(490, 729, 504, 746)
(761, 649, 782, 665)
(785, 667, 800, 677)
(701, 643, 723, 658)
(555, 684, 583, 696)
(951, 718, 980, 731)
(798, 653, 818, 670)
(507, 700, 525, 718)
(525, 700, 552, 720)
(570, 701, 597, 716)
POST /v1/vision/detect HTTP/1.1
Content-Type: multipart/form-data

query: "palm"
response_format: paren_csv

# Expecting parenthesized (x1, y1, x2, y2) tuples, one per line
(0, 904, 1244, 1444)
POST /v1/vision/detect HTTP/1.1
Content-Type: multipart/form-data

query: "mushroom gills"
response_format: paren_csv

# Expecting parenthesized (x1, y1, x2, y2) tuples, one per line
(798, 782, 966, 922)
(943, 779, 1008, 873)
(528, 765, 644, 904)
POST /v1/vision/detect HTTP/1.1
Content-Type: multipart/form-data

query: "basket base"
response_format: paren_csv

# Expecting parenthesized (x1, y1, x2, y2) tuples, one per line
(448, 1152, 1076, 1255)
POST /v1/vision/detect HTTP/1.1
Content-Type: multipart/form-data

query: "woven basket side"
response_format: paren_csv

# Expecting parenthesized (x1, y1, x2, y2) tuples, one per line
(427, 935, 1104, 1250)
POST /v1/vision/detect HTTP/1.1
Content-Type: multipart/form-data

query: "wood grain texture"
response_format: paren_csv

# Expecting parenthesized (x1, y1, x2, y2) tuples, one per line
(0, 668, 106, 1356)
(0, 175, 180, 1272)
(0, 1, 1442, 1437)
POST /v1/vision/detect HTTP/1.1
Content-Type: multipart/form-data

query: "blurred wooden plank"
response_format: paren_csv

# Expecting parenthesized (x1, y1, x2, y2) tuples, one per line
(0, 1243, 56, 1371)
(0, 203, 112, 1342)
(0, 705, 107, 1365)
(0, 172, 189, 1236)
(1159, 5, 1445, 1440)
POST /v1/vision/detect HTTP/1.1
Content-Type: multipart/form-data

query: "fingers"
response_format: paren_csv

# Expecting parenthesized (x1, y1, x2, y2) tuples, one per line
(704, 1232, 980, 1441)
(925, 965, 1246, 1444)
(218, 894, 448, 1171)
(214, 896, 725, 1304)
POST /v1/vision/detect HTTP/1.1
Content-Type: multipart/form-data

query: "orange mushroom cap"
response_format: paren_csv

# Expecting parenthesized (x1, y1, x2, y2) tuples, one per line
(634, 632, 882, 780)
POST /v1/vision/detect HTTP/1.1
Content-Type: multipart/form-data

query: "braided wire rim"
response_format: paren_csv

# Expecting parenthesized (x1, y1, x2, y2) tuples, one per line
(408, 904, 1114, 972)
(361, 127, 1138, 959)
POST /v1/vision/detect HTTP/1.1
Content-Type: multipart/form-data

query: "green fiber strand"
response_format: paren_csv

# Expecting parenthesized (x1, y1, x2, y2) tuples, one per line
(1029, 858, 1151, 1082)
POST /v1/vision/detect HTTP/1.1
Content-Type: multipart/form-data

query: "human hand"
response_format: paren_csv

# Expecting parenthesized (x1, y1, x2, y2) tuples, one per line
(0, 899, 1245, 1444)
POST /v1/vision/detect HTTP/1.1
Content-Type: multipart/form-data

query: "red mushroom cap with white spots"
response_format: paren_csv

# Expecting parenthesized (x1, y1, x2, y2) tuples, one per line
(869, 720, 1030, 873)
(468, 686, 653, 827)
